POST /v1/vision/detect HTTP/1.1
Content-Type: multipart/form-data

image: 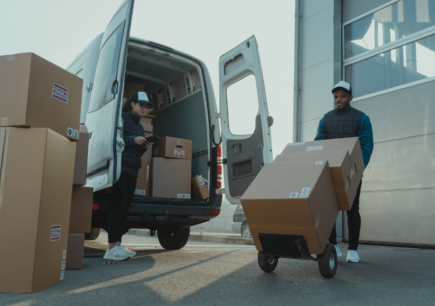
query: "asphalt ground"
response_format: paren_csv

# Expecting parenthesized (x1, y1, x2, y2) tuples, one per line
(1, 233, 434, 306)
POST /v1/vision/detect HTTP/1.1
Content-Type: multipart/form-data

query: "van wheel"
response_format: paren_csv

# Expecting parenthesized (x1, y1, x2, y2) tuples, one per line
(258, 252, 278, 273)
(318, 243, 337, 278)
(157, 225, 190, 250)
(85, 228, 101, 241)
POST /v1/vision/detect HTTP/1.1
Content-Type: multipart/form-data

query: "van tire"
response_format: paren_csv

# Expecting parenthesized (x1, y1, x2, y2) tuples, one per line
(157, 225, 190, 250)
(85, 228, 101, 241)
(258, 252, 278, 273)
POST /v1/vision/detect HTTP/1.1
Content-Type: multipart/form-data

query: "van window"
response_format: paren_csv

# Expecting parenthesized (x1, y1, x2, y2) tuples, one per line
(88, 22, 125, 113)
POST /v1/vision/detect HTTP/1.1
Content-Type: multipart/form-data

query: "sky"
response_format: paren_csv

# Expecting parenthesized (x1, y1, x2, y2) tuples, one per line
(0, 0, 295, 158)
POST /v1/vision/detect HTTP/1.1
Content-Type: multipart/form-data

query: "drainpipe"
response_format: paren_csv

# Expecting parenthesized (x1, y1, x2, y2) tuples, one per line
(293, 0, 301, 143)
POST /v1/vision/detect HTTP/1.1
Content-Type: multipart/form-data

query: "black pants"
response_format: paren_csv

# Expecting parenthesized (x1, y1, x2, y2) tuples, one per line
(329, 181, 362, 250)
(108, 172, 137, 243)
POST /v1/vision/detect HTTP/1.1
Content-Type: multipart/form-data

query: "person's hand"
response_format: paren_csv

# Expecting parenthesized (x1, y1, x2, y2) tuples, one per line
(143, 141, 153, 149)
(135, 136, 146, 146)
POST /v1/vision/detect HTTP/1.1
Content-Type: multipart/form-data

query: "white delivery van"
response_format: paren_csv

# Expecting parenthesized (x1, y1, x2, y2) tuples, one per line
(66, 0, 273, 249)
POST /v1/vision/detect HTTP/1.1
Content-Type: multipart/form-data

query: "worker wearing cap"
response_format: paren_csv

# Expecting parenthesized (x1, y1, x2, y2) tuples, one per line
(314, 81, 374, 263)
(104, 92, 154, 261)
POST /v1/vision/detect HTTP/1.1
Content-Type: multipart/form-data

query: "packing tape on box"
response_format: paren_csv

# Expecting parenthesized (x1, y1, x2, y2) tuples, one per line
(177, 139, 182, 147)
(1, 117, 8, 126)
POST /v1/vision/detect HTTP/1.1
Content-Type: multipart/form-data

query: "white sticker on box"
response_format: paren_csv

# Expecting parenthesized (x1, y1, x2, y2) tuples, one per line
(300, 193, 309, 198)
(73, 129, 79, 138)
(301, 187, 311, 193)
(286, 143, 293, 146)
(174, 148, 185, 158)
(177, 193, 191, 199)
(60, 271, 64, 281)
(63, 250, 66, 259)
(6, 54, 14, 61)
(67, 127, 73, 137)
(61, 261, 65, 270)
(294, 142, 305, 146)
(50, 225, 61, 242)
(306, 145, 324, 152)
(198, 176, 205, 185)
(135, 189, 146, 196)
(289, 192, 299, 198)
(315, 161, 324, 165)
(52, 83, 69, 103)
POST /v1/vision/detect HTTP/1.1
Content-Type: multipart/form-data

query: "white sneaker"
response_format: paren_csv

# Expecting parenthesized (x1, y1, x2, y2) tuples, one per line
(333, 244, 342, 258)
(120, 245, 136, 257)
(346, 250, 360, 263)
(103, 246, 130, 261)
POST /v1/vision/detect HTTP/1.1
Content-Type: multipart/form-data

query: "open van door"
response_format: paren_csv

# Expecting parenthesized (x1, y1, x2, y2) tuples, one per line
(85, 0, 134, 191)
(219, 36, 273, 204)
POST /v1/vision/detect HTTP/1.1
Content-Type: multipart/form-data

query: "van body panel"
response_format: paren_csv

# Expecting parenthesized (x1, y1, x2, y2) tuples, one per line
(219, 36, 273, 204)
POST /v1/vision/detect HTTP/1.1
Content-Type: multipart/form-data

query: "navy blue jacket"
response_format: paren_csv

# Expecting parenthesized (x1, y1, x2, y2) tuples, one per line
(315, 107, 374, 168)
(121, 111, 147, 177)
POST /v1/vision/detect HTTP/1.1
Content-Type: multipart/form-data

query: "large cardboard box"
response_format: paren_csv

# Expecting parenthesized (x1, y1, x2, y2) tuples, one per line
(140, 117, 153, 133)
(151, 158, 191, 199)
(66, 234, 84, 270)
(0, 127, 76, 293)
(192, 175, 210, 200)
(280, 138, 364, 210)
(153, 136, 192, 160)
(0, 53, 82, 141)
(69, 186, 93, 234)
(274, 150, 355, 210)
(240, 160, 339, 255)
(134, 160, 149, 197)
(73, 126, 89, 185)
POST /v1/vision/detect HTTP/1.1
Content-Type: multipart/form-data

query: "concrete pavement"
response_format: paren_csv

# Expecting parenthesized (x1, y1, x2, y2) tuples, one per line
(1, 233, 434, 306)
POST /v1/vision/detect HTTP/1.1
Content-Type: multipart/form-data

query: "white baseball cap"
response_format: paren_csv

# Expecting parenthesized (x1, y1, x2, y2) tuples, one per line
(332, 81, 352, 95)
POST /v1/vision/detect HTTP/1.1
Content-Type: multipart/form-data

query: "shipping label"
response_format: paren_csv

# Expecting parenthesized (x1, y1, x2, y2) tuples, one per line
(135, 189, 146, 196)
(301, 187, 311, 193)
(61, 261, 65, 270)
(300, 193, 309, 198)
(73, 129, 79, 138)
(177, 193, 191, 199)
(60, 271, 64, 281)
(67, 127, 73, 137)
(198, 176, 205, 185)
(52, 83, 69, 103)
(6, 54, 14, 61)
(287, 142, 305, 146)
(63, 250, 66, 259)
(289, 192, 299, 198)
(174, 148, 185, 158)
(315, 161, 324, 165)
(306, 145, 324, 152)
(50, 225, 61, 242)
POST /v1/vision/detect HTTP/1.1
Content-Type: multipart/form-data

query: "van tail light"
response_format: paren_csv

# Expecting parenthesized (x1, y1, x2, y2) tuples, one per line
(92, 204, 99, 210)
(217, 165, 222, 189)
(211, 209, 221, 216)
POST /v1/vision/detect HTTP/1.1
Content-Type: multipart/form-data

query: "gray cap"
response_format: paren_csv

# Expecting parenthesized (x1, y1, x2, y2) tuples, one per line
(332, 81, 352, 95)
(129, 92, 153, 109)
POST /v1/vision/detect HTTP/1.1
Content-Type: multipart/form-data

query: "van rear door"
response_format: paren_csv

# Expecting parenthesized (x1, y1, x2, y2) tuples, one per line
(85, 0, 135, 191)
(219, 36, 273, 204)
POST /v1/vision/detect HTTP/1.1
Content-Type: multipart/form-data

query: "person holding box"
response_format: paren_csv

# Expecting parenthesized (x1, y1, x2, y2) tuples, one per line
(314, 81, 374, 263)
(103, 92, 154, 261)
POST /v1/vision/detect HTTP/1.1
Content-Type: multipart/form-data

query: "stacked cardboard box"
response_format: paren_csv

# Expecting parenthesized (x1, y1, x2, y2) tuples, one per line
(240, 138, 365, 255)
(192, 175, 210, 200)
(151, 137, 193, 199)
(0, 53, 82, 293)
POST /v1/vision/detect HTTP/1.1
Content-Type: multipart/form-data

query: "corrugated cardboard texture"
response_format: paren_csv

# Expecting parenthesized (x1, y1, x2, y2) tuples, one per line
(280, 138, 365, 210)
(0, 53, 82, 141)
(240, 160, 339, 255)
(275, 150, 355, 210)
(66, 234, 84, 270)
(192, 175, 210, 200)
(134, 160, 149, 197)
(153, 137, 193, 160)
(152, 158, 191, 199)
(69, 186, 93, 234)
(0, 127, 75, 293)
(140, 117, 153, 133)
(73, 126, 89, 185)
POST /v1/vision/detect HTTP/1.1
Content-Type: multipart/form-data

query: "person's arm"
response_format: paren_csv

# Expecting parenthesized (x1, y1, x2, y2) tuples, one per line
(314, 118, 326, 140)
(358, 114, 374, 168)
(123, 135, 136, 147)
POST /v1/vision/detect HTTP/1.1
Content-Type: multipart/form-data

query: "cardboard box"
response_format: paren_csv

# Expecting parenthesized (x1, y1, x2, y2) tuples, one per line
(153, 136, 193, 160)
(151, 158, 191, 199)
(134, 160, 149, 197)
(240, 160, 339, 255)
(192, 175, 210, 200)
(73, 126, 89, 185)
(123, 82, 145, 100)
(140, 117, 153, 133)
(280, 138, 365, 210)
(69, 186, 93, 234)
(0, 53, 82, 141)
(274, 150, 355, 210)
(66, 234, 84, 270)
(0, 127, 76, 293)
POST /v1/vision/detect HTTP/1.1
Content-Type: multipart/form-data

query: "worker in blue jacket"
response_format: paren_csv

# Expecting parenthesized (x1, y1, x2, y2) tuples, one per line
(315, 81, 374, 263)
